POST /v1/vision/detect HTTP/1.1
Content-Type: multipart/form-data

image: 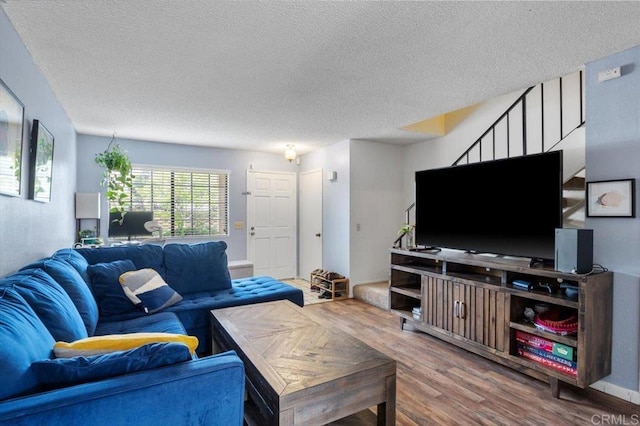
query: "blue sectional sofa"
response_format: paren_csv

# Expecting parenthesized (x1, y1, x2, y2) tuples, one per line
(0, 241, 304, 425)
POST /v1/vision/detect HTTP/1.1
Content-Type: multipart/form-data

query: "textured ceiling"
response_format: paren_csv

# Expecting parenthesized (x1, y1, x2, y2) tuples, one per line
(3, 1, 640, 155)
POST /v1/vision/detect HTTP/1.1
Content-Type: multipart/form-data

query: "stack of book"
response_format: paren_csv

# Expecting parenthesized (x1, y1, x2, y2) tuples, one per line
(515, 330, 577, 377)
(412, 307, 421, 320)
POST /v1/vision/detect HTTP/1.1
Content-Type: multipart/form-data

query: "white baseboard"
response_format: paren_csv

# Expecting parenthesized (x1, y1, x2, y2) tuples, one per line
(590, 380, 640, 405)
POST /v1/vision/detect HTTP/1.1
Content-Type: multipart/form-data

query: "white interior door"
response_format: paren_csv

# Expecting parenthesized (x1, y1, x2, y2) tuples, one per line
(300, 169, 323, 281)
(246, 170, 297, 279)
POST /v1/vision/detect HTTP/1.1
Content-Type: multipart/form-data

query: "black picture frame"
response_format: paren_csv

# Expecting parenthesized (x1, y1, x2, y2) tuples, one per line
(28, 119, 55, 203)
(0, 78, 25, 197)
(586, 178, 635, 218)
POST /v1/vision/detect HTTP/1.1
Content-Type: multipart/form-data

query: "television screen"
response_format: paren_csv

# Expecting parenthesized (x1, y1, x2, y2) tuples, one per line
(108, 211, 153, 240)
(415, 151, 563, 261)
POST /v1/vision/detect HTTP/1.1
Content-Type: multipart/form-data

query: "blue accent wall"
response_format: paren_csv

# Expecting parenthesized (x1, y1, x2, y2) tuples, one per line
(586, 45, 640, 393)
(0, 6, 297, 273)
(2, 2, 639, 402)
(0, 9, 77, 277)
(76, 134, 297, 261)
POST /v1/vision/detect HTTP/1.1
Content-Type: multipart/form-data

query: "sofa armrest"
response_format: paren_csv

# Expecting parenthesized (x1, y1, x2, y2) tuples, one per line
(0, 351, 244, 426)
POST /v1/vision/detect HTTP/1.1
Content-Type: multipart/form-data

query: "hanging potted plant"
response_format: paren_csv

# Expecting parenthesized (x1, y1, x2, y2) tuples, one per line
(94, 135, 133, 223)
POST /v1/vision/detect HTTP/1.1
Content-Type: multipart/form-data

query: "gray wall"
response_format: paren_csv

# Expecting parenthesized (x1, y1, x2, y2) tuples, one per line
(0, 9, 77, 277)
(76, 134, 297, 262)
(585, 45, 640, 395)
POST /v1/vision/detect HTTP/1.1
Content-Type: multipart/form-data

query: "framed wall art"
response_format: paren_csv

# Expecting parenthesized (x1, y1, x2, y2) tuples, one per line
(28, 119, 55, 203)
(0, 78, 25, 197)
(586, 178, 635, 218)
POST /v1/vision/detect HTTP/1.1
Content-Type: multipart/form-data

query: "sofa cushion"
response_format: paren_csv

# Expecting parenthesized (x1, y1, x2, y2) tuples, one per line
(0, 287, 55, 400)
(53, 332, 199, 357)
(87, 259, 138, 317)
(119, 268, 182, 314)
(76, 245, 166, 278)
(163, 241, 231, 294)
(31, 342, 192, 388)
(21, 258, 99, 336)
(164, 276, 304, 354)
(52, 248, 91, 284)
(0, 269, 88, 342)
(95, 311, 187, 336)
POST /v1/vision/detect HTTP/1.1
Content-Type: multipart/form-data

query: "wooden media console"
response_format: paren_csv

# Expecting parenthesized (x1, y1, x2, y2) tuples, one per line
(389, 248, 613, 396)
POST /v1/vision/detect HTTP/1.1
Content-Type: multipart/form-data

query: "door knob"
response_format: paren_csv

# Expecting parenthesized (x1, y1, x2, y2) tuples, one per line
(250, 232, 255, 236)
(315, 233, 321, 237)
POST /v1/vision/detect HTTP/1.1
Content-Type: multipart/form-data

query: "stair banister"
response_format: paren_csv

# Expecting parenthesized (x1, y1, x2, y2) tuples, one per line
(393, 203, 415, 249)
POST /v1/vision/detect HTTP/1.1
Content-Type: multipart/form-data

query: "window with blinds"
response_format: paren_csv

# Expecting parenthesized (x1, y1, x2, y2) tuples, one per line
(121, 165, 229, 237)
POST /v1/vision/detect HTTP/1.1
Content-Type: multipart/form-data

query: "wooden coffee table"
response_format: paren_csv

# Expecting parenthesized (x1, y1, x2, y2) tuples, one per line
(210, 300, 396, 425)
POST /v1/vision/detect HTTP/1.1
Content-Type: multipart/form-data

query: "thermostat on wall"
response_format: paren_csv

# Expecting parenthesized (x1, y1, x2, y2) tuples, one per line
(598, 66, 621, 82)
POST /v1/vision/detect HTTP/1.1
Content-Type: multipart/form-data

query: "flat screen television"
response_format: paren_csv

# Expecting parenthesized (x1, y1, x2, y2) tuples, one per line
(415, 150, 563, 261)
(108, 211, 153, 240)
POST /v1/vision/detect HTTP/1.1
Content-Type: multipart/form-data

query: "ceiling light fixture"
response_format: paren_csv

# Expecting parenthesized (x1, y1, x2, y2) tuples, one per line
(284, 144, 297, 162)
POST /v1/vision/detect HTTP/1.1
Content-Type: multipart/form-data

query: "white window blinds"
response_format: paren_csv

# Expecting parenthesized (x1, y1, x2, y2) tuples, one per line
(122, 165, 229, 237)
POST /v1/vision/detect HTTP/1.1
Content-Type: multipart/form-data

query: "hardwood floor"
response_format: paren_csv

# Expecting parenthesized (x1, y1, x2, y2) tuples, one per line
(306, 299, 638, 425)
(282, 278, 332, 305)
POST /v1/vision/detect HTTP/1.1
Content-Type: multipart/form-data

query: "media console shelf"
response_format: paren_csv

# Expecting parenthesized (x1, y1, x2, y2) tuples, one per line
(389, 248, 613, 397)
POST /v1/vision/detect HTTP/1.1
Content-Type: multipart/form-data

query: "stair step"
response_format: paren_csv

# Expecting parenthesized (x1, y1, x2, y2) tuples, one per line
(563, 197, 583, 208)
(353, 282, 389, 310)
(564, 176, 585, 190)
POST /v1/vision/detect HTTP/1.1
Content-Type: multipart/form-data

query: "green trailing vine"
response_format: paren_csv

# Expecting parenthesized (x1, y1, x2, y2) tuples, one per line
(94, 135, 133, 222)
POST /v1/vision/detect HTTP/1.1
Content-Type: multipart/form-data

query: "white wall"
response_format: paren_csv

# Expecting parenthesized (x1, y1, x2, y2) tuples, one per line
(300, 140, 350, 278)
(403, 71, 585, 223)
(402, 90, 522, 220)
(0, 9, 77, 277)
(349, 139, 403, 288)
(301, 139, 404, 292)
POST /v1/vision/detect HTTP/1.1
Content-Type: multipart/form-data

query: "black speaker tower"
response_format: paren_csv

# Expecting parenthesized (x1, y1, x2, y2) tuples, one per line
(555, 228, 593, 274)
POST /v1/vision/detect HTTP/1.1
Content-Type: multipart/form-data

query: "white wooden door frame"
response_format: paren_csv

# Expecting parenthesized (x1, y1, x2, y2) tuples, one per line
(299, 169, 323, 281)
(246, 170, 297, 279)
